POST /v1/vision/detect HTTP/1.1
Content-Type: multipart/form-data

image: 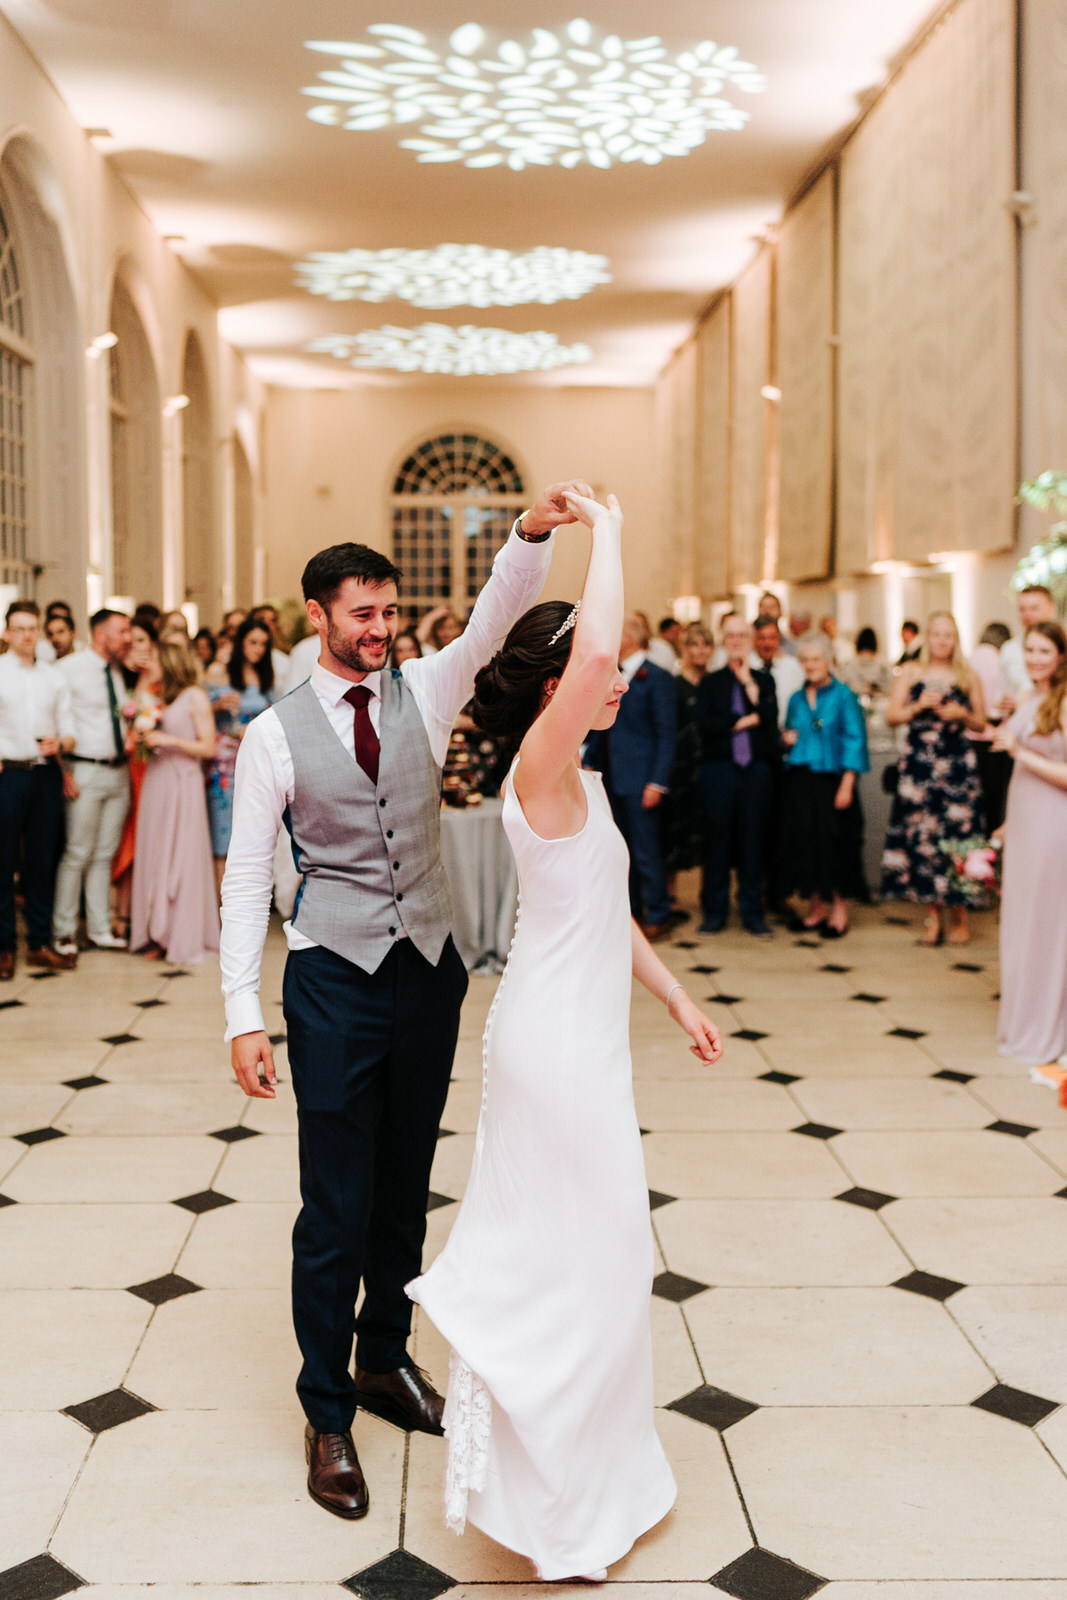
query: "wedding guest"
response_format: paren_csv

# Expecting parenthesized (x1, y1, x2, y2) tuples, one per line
(842, 627, 892, 699)
(820, 613, 854, 666)
(206, 617, 279, 891)
(696, 612, 778, 937)
(895, 620, 921, 667)
(759, 590, 797, 654)
(970, 621, 1013, 830)
(647, 616, 681, 674)
(788, 608, 813, 647)
(52, 608, 133, 955)
(416, 606, 464, 655)
(193, 627, 217, 670)
(753, 613, 804, 728)
(41, 610, 79, 663)
(997, 584, 1058, 713)
(161, 610, 189, 640)
(390, 630, 423, 668)
(882, 611, 987, 946)
(752, 612, 803, 915)
(584, 611, 677, 940)
(250, 603, 291, 693)
(782, 634, 869, 938)
(219, 609, 246, 642)
(111, 618, 162, 943)
(661, 623, 712, 890)
(130, 639, 218, 963)
(993, 621, 1067, 1076)
(0, 601, 76, 979)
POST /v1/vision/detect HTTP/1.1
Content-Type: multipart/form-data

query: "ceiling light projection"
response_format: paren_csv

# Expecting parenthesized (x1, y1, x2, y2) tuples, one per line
(307, 324, 593, 376)
(294, 243, 611, 308)
(302, 19, 765, 170)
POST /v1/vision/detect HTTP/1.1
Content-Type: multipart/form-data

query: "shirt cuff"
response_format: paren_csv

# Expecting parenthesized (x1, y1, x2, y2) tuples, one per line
(224, 991, 266, 1043)
(503, 523, 555, 570)
(648, 782, 668, 793)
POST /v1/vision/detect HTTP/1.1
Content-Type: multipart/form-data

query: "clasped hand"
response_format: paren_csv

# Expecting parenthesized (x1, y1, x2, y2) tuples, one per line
(523, 478, 596, 535)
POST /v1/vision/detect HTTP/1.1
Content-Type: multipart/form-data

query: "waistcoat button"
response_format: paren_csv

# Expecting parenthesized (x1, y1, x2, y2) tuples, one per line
(379, 798, 387, 807)
(386, 829, 394, 839)
(393, 860, 400, 870)
(396, 892, 404, 902)
(389, 925, 396, 936)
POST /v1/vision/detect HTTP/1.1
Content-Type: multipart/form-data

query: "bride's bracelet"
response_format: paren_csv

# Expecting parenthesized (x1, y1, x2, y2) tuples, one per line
(665, 982, 684, 1011)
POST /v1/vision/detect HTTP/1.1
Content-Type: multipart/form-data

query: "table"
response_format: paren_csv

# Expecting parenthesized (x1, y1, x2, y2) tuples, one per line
(439, 798, 518, 972)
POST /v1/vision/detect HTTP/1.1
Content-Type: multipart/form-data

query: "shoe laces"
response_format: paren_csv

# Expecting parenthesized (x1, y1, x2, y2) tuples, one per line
(322, 1431, 352, 1463)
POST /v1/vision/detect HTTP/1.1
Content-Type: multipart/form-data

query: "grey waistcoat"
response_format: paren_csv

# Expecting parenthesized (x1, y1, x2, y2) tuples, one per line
(274, 674, 452, 973)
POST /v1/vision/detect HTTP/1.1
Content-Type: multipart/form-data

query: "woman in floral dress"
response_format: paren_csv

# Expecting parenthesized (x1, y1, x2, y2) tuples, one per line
(881, 611, 987, 945)
(205, 617, 278, 892)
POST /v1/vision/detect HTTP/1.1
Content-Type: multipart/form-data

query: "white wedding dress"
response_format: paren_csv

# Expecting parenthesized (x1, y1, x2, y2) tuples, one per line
(408, 760, 677, 1580)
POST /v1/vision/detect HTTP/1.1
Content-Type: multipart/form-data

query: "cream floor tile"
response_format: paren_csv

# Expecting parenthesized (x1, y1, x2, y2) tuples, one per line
(634, 1079, 801, 1131)
(403, 1430, 535, 1582)
(685, 1287, 991, 1405)
(1, 1006, 139, 1039)
(733, 1000, 893, 1037)
(0, 1135, 24, 1183)
(0, 1202, 191, 1287)
(641, 1132, 846, 1199)
(5, 1134, 222, 1204)
(446, 1588, 714, 1599)
(0, 1038, 115, 1080)
(421, 1198, 460, 1267)
(655, 1199, 911, 1287)
(241, 1091, 299, 1134)
(215, 1133, 300, 1202)
(833, 1131, 1062, 1198)
(126, 1288, 298, 1410)
(650, 1295, 703, 1407)
(632, 1035, 766, 1080)
(80, 1589, 349, 1600)
(177, 1201, 300, 1290)
(791, 1078, 990, 1131)
(431, 1131, 476, 1199)
(54, 1081, 247, 1137)
(129, 1004, 228, 1043)
(824, 1586, 1067, 1600)
(968, 1077, 1067, 1130)
(51, 1407, 404, 1582)
(951, 1287, 1067, 1401)
(94, 1039, 237, 1083)
(887, 1199, 1067, 1285)
(450, 1038, 485, 1080)
(1037, 1407, 1067, 1475)
(921, 1038, 1020, 1077)
(1030, 1130, 1067, 1177)
(0, 1410, 91, 1566)
(442, 1078, 483, 1132)
(697, 966, 851, 1000)
(0, 1082, 73, 1135)
(759, 1034, 935, 1078)
(729, 1406, 1067, 1578)
(0, 1289, 152, 1409)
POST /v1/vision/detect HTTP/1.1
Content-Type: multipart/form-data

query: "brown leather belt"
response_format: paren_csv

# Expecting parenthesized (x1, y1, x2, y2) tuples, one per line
(70, 754, 126, 767)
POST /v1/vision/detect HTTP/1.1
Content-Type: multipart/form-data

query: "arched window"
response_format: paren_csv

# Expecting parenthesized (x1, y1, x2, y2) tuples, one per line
(109, 276, 162, 605)
(0, 196, 31, 593)
(391, 431, 525, 626)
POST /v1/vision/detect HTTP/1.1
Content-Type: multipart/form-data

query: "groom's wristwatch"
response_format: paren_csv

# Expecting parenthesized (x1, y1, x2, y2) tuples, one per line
(513, 513, 551, 544)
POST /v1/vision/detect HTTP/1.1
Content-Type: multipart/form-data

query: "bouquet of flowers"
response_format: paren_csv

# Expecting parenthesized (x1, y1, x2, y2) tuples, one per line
(939, 835, 1002, 907)
(122, 690, 163, 761)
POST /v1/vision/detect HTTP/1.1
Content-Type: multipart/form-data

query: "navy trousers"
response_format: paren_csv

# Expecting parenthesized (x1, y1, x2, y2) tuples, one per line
(699, 759, 773, 925)
(282, 935, 468, 1433)
(0, 763, 64, 952)
(606, 787, 672, 927)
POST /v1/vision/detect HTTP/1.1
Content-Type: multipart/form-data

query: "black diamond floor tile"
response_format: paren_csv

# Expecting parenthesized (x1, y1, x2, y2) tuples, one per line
(793, 938, 820, 948)
(209, 1124, 261, 1143)
(436, 1127, 456, 1140)
(0, 1193, 16, 1208)
(893, 1269, 966, 1302)
(793, 1122, 842, 1141)
(820, 964, 851, 974)
(667, 1383, 759, 1431)
(14, 1126, 65, 1146)
(1056, 1187, 1067, 1200)
(971, 1383, 1059, 1428)
(951, 962, 984, 972)
(0, 997, 25, 1009)
(426, 1191, 455, 1212)
(639, 1126, 650, 1136)
(62, 1387, 157, 1433)
(343, 1549, 456, 1600)
(850, 992, 886, 1004)
(889, 1027, 927, 1040)
(134, 998, 167, 1009)
(932, 1068, 974, 1083)
(835, 1186, 897, 1211)
(674, 939, 698, 949)
(710, 1546, 828, 1600)
(268, 1032, 286, 1045)
(127, 1272, 203, 1306)
(62, 1075, 108, 1091)
(711, 993, 743, 1005)
(29, 970, 58, 980)
(0, 1554, 85, 1600)
(173, 1190, 235, 1214)
(648, 1189, 676, 1210)
(759, 1069, 801, 1085)
(986, 1119, 1038, 1139)
(100, 1033, 140, 1046)
(652, 1270, 709, 1302)
(161, 969, 190, 978)
(689, 964, 720, 974)
(884, 914, 911, 926)
(732, 1028, 768, 1042)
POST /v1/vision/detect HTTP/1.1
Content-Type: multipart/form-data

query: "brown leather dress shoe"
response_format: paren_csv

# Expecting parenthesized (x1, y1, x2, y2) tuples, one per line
(27, 946, 76, 971)
(304, 1424, 369, 1519)
(0, 952, 13, 981)
(354, 1363, 445, 1436)
(641, 921, 672, 944)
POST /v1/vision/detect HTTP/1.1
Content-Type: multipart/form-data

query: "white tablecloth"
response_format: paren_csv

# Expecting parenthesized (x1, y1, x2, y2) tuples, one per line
(439, 798, 518, 972)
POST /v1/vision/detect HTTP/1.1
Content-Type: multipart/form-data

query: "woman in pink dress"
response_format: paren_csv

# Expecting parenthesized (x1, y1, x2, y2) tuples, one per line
(993, 620, 1067, 1079)
(131, 639, 219, 964)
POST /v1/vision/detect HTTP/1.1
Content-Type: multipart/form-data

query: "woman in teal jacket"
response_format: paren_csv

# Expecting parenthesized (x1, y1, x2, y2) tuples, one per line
(782, 634, 870, 937)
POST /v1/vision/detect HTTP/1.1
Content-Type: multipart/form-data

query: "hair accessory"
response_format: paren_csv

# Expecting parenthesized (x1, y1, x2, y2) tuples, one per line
(547, 601, 581, 647)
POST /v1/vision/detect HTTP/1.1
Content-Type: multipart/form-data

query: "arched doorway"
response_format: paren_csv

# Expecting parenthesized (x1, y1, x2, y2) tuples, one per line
(180, 330, 218, 626)
(109, 275, 162, 606)
(232, 434, 255, 607)
(390, 431, 525, 627)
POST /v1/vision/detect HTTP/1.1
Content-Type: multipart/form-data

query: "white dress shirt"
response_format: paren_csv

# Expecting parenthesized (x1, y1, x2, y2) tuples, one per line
(646, 637, 679, 675)
(55, 648, 127, 760)
(0, 653, 75, 760)
(284, 632, 321, 690)
(220, 527, 553, 1039)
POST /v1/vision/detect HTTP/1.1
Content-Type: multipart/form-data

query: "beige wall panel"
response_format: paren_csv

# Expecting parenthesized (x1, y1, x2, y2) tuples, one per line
(777, 169, 835, 583)
(696, 298, 731, 598)
(1022, 0, 1067, 475)
(731, 246, 772, 588)
(837, 0, 1016, 574)
(668, 339, 699, 598)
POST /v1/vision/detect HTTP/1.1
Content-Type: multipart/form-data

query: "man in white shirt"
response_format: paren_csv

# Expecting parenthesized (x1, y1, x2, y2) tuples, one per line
(52, 609, 133, 955)
(998, 584, 1058, 711)
(221, 479, 588, 1519)
(758, 591, 798, 656)
(0, 601, 76, 979)
(752, 614, 804, 729)
(647, 615, 681, 675)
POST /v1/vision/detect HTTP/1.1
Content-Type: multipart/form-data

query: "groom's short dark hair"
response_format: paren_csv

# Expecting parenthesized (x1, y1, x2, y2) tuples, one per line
(302, 544, 403, 609)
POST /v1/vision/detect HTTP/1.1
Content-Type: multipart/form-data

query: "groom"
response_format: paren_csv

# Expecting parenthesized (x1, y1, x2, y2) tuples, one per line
(220, 480, 588, 1519)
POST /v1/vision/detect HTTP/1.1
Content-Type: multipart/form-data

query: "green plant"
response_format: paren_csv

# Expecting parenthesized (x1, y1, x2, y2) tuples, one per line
(1014, 471, 1067, 610)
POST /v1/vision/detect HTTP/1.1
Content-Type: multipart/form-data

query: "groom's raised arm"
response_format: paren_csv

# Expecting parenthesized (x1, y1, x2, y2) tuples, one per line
(403, 478, 592, 758)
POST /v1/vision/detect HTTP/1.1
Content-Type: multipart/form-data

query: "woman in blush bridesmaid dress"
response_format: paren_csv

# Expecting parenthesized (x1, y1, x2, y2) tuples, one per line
(408, 491, 723, 1583)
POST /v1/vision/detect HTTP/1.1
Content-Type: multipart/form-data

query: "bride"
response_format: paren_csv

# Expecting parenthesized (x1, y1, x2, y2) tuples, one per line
(407, 489, 723, 1581)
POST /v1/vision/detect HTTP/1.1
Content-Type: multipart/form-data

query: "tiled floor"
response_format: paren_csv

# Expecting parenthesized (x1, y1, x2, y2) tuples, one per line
(3, 898, 1067, 1600)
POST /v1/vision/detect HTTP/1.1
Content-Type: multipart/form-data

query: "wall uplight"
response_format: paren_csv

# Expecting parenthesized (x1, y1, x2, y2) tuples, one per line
(163, 394, 191, 416)
(302, 20, 765, 170)
(307, 324, 593, 375)
(86, 332, 118, 358)
(295, 243, 611, 309)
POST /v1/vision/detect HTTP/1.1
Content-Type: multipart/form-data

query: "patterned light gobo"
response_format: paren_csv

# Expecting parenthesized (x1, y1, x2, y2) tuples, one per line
(307, 325, 594, 376)
(301, 19, 765, 170)
(294, 244, 612, 308)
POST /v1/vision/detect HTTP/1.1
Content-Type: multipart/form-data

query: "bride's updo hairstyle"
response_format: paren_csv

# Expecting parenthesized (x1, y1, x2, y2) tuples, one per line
(473, 600, 578, 746)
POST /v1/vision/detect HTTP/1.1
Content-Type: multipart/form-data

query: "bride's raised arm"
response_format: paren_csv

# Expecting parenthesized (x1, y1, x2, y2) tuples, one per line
(514, 491, 624, 803)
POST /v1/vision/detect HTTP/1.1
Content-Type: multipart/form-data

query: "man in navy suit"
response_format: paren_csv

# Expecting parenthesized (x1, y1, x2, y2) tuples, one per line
(586, 612, 677, 940)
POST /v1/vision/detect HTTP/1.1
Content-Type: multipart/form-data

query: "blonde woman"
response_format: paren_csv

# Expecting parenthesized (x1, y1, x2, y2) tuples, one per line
(882, 611, 987, 945)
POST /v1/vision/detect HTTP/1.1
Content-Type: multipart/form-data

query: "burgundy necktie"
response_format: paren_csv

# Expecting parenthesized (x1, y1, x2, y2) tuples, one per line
(343, 685, 380, 786)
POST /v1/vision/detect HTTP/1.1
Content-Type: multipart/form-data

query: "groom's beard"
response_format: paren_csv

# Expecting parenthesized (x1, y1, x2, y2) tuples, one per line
(326, 619, 393, 674)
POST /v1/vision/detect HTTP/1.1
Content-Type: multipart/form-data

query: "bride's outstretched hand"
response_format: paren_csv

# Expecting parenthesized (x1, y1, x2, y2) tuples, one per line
(669, 993, 724, 1064)
(561, 489, 623, 535)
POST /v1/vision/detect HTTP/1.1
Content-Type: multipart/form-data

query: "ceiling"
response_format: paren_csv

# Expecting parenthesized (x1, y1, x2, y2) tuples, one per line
(2, 0, 941, 388)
